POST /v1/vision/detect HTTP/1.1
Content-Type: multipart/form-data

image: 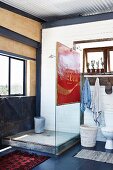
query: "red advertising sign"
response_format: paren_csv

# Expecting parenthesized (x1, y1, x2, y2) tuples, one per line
(56, 42, 80, 105)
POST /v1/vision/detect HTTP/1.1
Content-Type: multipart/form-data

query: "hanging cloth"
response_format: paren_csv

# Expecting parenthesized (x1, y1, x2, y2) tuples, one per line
(91, 77, 102, 126)
(105, 80, 112, 94)
(80, 78, 91, 112)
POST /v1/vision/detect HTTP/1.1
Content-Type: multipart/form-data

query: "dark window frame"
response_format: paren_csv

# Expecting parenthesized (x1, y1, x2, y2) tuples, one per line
(0, 54, 26, 96)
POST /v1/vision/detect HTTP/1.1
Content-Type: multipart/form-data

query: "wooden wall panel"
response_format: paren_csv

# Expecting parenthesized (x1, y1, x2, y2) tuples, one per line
(30, 61, 36, 96)
(0, 36, 36, 59)
(27, 60, 36, 96)
(0, 8, 42, 42)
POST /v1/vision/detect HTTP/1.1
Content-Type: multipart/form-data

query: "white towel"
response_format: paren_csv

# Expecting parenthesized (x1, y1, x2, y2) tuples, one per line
(91, 78, 102, 126)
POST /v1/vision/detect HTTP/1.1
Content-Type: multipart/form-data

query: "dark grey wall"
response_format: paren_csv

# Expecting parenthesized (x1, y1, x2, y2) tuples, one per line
(0, 96, 36, 145)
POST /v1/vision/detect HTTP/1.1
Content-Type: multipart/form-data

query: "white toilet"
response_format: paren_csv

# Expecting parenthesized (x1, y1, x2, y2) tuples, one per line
(101, 113, 113, 149)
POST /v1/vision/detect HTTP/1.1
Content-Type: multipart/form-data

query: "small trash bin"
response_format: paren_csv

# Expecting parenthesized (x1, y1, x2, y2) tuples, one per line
(34, 117, 45, 133)
(80, 124, 98, 147)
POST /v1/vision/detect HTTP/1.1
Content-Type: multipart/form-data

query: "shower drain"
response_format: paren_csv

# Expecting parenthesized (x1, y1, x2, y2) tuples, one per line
(46, 134, 51, 136)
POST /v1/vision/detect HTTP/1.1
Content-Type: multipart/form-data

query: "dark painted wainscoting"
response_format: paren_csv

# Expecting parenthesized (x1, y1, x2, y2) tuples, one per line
(0, 96, 36, 145)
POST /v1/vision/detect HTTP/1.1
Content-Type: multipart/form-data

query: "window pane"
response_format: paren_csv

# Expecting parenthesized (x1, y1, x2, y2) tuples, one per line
(10, 58, 24, 95)
(109, 51, 113, 71)
(0, 55, 8, 95)
(87, 52, 104, 69)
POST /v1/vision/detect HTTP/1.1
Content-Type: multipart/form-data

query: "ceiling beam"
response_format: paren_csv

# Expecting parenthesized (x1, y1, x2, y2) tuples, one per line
(0, 26, 41, 49)
(43, 12, 113, 28)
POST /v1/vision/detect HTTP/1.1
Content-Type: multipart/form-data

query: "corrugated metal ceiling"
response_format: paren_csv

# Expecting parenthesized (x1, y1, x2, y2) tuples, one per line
(1, 0, 113, 21)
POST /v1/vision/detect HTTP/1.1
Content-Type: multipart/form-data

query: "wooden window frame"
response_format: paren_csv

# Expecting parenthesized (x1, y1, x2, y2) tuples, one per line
(83, 46, 113, 74)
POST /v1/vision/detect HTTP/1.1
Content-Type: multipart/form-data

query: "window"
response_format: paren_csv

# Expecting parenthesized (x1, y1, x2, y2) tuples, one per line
(87, 52, 104, 69)
(0, 54, 25, 96)
(0, 55, 8, 95)
(83, 46, 113, 74)
(109, 51, 113, 72)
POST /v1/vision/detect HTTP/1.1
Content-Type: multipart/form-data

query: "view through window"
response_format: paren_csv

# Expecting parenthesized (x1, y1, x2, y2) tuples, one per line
(87, 52, 104, 69)
(0, 54, 25, 96)
(0, 55, 8, 95)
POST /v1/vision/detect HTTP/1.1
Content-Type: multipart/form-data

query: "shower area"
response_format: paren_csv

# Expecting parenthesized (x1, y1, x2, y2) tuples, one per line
(40, 41, 80, 154)
(3, 108, 80, 155)
(2, 42, 81, 155)
(3, 102, 80, 155)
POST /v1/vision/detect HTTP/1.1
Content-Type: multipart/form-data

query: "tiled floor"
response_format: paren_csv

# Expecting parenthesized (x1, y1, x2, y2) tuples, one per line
(33, 141, 113, 170)
(1, 141, 113, 170)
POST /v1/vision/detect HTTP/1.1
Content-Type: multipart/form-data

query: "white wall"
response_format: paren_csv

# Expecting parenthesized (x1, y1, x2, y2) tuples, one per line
(56, 103, 80, 133)
(41, 19, 113, 137)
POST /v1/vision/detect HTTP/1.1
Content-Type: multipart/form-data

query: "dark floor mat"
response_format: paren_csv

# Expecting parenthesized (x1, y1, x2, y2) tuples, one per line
(0, 150, 49, 170)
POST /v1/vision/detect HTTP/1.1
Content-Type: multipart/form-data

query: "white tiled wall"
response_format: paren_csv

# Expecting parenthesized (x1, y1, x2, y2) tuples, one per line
(41, 19, 113, 139)
(56, 103, 80, 133)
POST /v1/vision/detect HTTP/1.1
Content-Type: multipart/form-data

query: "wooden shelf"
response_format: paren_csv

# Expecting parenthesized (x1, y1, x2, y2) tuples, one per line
(83, 73, 113, 86)
(84, 74, 113, 78)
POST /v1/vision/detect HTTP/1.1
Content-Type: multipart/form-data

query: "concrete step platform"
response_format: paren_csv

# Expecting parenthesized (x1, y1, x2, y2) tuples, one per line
(2, 130, 79, 155)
